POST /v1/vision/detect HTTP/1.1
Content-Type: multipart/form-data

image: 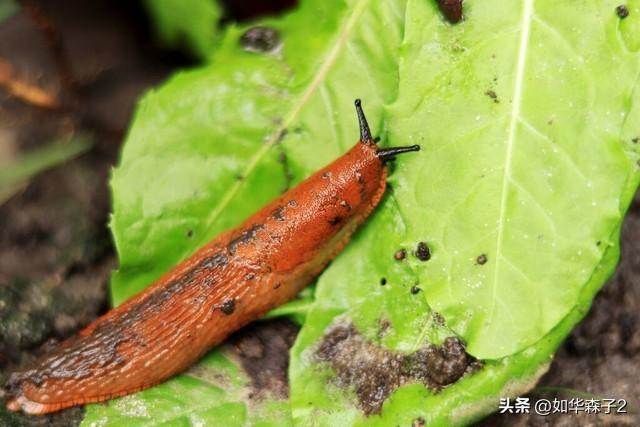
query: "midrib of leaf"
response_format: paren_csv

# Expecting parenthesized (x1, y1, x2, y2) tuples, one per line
(488, 0, 534, 327)
(201, 0, 370, 235)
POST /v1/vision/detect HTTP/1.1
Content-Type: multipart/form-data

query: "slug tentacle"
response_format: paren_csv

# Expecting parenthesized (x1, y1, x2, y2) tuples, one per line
(376, 145, 421, 162)
(354, 99, 373, 143)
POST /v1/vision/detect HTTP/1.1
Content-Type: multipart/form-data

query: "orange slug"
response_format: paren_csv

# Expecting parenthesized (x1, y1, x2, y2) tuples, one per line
(5, 99, 420, 415)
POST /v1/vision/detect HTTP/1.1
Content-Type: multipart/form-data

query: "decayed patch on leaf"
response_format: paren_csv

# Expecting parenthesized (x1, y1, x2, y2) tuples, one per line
(314, 322, 482, 415)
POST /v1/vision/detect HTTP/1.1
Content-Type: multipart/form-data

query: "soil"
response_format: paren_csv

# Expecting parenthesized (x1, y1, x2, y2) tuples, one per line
(230, 318, 299, 399)
(0, 1, 638, 426)
(315, 322, 478, 415)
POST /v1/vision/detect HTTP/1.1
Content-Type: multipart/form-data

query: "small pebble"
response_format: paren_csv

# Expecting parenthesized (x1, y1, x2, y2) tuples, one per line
(415, 242, 431, 261)
(394, 249, 407, 260)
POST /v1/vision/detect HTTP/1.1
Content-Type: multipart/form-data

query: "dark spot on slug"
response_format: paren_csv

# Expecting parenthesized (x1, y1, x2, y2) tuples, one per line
(202, 252, 228, 269)
(340, 200, 351, 210)
(245, 273, 256, 281)
(394, 249, 407, 260)
(437, 0, 463, 23)
(412, 417, 426, 427)
(322, 172, 332, 179)
(273, 282, 282, 290)
(411, 285, 421, 294)
(240, 26, 281, 53)
(415, 242, 431, 261)
(288, 199, 298, 207)
(228, 224, 264, 254)
(380, 278, 387, 286)
(476, 254, 488, 265)
(315, 323, 479, 415)
(329, 216, 343, 226)
(220, 299, 236, 315)
(616, 4, 630, 18)
(271, 206, 285, 221)
(485, 90, 499, 103)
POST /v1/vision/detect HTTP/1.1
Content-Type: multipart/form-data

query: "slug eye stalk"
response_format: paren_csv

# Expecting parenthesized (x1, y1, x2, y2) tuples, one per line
(376, 145, 421, 162)
(354, 99, 420, 162)
(354, 99, 372, 143)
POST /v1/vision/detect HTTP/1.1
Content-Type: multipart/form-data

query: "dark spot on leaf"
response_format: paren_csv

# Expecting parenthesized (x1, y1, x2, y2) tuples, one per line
(596, 240, 602, 246)
(437, 0, 463, 23)
(616, 4, 630, 18)
(412, 417, 426, 427)
(476, 254, 488, 265)
(485, 89, 499, 103)
(394, 249, 407, 260)
(220, 299, 236, 315)
(275, 128, 288, 143)
(415, 242, 431, 261)
(378, 318, 392, 338)
(186, 229, 193, 238)
(380, 278, 387, 286)
(240, 26, 281, 53)
(411, 285, 421, 294)
(433, 312, 446, 326)
(632, 137, 639, 143)
(315, 323, 479, 415)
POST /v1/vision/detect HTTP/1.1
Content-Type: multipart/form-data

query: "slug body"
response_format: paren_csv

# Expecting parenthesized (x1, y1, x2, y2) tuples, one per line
(6, 100, 419, 414)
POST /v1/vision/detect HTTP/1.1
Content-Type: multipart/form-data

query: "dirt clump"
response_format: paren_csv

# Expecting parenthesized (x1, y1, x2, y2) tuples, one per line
(315, 322, 479, 415)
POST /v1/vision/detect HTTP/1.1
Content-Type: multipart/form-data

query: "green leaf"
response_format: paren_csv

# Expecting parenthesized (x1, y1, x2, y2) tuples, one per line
(96, 0, 640, 424)
(289, 0, 640, 423)
(143, 0, 222, 59)
(386, 0, 640, 359)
